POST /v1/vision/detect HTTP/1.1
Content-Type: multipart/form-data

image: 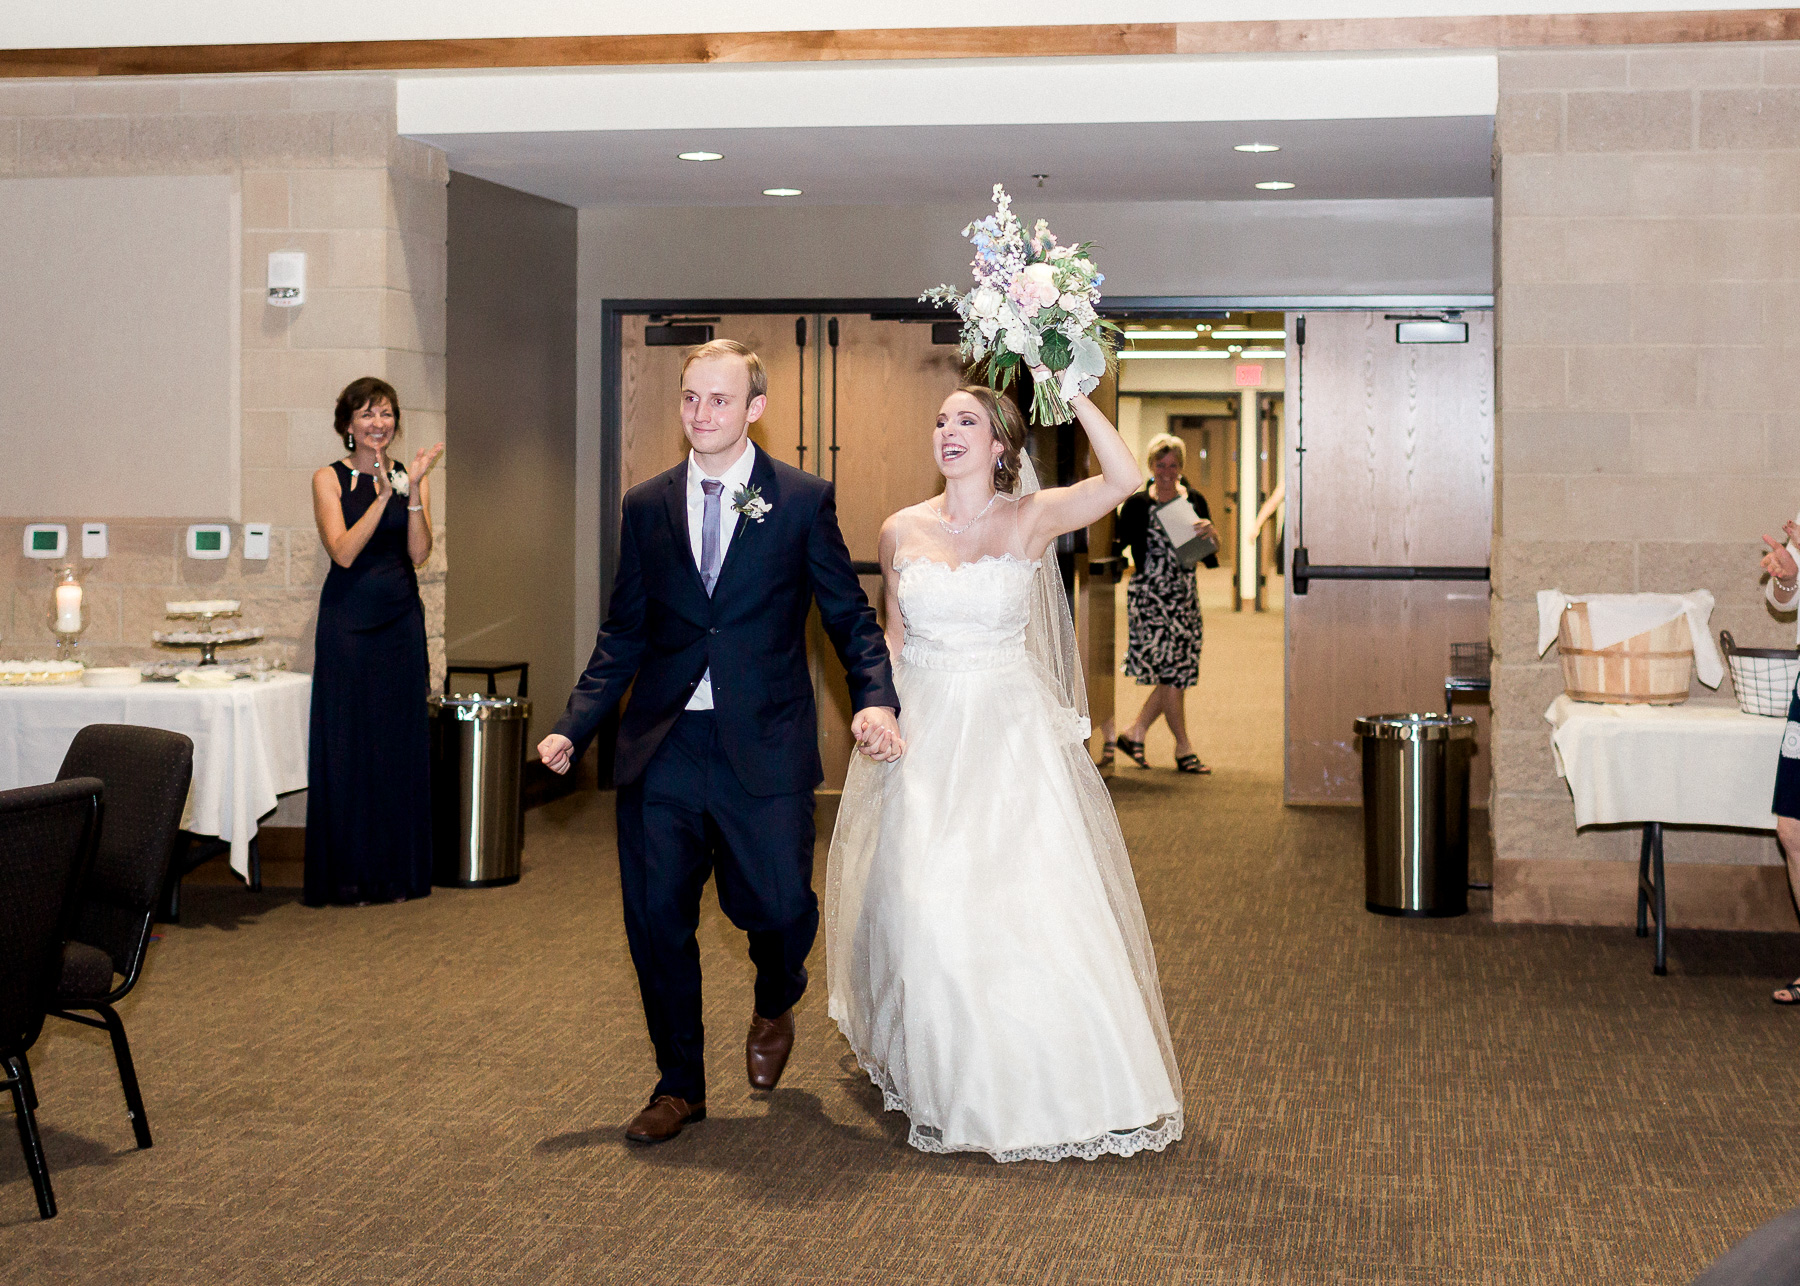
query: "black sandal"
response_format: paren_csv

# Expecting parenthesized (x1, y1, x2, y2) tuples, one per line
(1115, 734, 1150, 769)
(1098, 740, 1116, 768)
(1773, 978, 1800, 1005)
(1175, 754, 1211, 775)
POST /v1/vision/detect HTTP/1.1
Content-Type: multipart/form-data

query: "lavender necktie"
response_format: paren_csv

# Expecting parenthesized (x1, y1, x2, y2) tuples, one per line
(700, 478, 724, 595)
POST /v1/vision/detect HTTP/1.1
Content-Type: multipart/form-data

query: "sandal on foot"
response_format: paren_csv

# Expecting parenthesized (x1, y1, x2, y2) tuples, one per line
(1098, 740, 1117, 768)
(1175, 754, 1211, 775)
(1115, 734, 1150, 769)
(1774, 978, 1800, 1005)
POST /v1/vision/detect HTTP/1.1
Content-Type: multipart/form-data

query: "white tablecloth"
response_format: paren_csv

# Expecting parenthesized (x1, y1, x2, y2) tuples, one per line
(0, 672, 311, 879)
(1546, 693, 1782, 830)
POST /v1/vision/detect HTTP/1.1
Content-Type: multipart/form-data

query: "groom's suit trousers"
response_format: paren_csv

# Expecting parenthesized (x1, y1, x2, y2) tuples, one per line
(616, 710, 817, 1103)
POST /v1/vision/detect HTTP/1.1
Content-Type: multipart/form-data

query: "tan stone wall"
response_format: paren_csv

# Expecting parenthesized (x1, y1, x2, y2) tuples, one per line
(0, 75, 447, 681)
(1492, 43, 1800, 906)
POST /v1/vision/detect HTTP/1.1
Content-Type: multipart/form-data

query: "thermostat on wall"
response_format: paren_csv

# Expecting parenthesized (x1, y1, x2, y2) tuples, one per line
(23, 523, 68, 559)
(242, 523, 271, 560)
(186, 524, 231, 560)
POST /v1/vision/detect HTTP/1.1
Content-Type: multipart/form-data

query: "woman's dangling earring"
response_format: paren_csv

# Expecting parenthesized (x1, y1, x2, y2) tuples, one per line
(344, 431, 355, 451)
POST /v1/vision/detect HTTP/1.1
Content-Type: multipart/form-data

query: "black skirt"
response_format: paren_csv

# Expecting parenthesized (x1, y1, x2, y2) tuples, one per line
(304, 599, 432, 906)
(1774, 690, 1800, 820)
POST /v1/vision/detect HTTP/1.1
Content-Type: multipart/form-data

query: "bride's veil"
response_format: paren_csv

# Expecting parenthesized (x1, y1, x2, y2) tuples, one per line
(1013, 451, 1090, 743)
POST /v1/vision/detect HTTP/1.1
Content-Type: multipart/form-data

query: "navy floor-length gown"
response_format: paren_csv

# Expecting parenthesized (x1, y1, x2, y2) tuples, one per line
(304, 460, 432, 906)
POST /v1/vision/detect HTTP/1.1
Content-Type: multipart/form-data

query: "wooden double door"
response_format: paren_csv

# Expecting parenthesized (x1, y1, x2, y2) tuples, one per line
(1283, 311, 1495, 805)
(618, 312, 962, 787)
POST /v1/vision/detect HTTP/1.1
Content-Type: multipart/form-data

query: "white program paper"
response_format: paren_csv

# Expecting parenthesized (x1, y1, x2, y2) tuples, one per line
(1154, 496, 1202, 547)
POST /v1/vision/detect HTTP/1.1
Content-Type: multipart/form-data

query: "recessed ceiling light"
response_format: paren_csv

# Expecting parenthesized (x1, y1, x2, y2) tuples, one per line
(1235, 143, 1280, 153)
(763, 187, 803, 197)
(1255, 181, 1296, 191)
(1124, 329, 1202, 340)
(1213, 329, 1286, 339)
(1117, 351, 1232, 360)
(677, 151, 723, 162)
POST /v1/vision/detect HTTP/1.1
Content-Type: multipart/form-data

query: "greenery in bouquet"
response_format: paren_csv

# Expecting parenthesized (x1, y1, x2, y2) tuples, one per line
(922, 184, 1121, 425)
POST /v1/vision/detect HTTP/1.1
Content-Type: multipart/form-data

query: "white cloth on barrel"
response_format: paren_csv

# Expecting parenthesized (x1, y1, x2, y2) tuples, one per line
(1535, 589, 1723, 689)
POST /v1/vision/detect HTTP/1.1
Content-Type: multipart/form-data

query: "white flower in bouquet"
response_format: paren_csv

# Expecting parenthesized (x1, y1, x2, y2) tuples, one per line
(920, 184, 1121, 425)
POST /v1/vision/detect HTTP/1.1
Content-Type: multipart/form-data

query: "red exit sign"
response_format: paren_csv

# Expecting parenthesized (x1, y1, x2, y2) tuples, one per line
(1234, 363, 1264, 387)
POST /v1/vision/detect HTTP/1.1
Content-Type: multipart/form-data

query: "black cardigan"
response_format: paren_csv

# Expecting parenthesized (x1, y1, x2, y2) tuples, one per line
(1113, 479, 1219, 572)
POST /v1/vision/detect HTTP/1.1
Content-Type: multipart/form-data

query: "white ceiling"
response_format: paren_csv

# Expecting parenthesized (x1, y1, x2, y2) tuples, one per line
(418, 115, 1493, 208)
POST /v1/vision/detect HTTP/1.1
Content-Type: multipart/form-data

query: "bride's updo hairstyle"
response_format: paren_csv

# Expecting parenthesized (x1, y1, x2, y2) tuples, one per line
(955, 384, 1027, 494)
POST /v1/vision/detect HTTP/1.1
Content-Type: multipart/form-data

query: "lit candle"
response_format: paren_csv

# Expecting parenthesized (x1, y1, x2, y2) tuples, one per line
(54, 582, 82, 633)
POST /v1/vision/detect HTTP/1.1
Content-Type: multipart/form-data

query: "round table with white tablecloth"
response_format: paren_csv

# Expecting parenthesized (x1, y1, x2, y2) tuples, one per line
(0, 672, 310, 881)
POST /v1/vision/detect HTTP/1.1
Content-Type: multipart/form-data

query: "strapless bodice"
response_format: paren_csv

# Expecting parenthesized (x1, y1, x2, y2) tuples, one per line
(896, 555, 1038, 672)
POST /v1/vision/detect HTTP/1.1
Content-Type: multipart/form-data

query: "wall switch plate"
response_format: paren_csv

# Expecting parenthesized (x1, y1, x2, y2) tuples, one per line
(23, 523, 67, 559)
(81, 523, 107, 558)
(242, 523, 271, 560)
(186, 523, 231, 560)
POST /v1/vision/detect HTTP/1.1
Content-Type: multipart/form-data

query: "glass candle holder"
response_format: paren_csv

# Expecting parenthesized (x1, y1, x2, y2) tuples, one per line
(47, 565, 86, 658)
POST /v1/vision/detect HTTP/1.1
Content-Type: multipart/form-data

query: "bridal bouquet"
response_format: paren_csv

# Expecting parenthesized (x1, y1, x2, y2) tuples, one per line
(921, 184, 1118, 425)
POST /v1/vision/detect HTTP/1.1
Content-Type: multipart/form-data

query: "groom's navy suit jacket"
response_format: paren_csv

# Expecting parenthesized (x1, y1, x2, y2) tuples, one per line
(554, 447, 898, 797)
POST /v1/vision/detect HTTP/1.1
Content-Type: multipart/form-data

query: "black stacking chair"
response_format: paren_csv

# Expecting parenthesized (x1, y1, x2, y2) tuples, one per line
(0, 777, 103, 1221)
(51, 724, 194, 1152)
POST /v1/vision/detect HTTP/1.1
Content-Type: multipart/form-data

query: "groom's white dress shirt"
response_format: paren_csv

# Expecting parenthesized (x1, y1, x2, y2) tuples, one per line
(684, 442, 758, 711)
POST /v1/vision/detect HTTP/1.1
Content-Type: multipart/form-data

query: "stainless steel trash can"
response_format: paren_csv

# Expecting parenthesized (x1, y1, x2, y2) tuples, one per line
(428, 695, 530, 888)
(1354, 713, 1476, 918)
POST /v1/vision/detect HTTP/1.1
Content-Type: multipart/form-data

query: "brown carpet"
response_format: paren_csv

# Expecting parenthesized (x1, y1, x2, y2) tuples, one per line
(7, 605, 1800, 1284)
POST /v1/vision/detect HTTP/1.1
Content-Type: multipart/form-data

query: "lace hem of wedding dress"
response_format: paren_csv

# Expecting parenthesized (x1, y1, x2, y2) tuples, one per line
(844, 1037, 1183, 1164)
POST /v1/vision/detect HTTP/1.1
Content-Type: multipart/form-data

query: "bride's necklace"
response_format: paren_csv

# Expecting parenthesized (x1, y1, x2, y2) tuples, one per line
(934, 492, 999, 535)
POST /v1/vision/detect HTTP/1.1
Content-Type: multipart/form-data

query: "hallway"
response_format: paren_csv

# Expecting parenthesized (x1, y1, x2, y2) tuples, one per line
(6, 599, 1800, 1284)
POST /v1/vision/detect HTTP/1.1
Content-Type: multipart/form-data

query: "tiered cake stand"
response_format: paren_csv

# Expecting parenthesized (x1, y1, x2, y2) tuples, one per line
(152, 601, 265, 666)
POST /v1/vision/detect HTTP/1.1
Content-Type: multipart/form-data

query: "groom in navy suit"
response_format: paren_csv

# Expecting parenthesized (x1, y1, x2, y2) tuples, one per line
(539, 339, 901, 1144)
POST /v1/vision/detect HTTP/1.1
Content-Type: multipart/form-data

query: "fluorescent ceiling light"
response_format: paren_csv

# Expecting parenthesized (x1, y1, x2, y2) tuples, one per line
(762, 187, 803, 197)
(1123, 329, 1202, 340)
(677, 150, 723, 161)
(1212, 330, 1287, 339)
(1255, 181, 1296, 190)
(1118, 351, 1231, 360)
(1234, 143, 1280, 153)
(1240, 349, 1286, 358)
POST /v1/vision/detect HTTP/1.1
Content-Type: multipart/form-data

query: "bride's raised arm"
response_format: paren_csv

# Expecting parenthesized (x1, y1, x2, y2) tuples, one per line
(1021, 366, 1141, 551)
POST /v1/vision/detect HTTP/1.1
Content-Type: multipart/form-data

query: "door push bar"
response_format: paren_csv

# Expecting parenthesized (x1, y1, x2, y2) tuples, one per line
(1290, 547, 1490, 596)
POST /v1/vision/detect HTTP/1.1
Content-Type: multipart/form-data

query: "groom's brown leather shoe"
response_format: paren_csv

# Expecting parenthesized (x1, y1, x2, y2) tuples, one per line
(624, 1094, 705, 1145)
(746, 1009, 796, 1091)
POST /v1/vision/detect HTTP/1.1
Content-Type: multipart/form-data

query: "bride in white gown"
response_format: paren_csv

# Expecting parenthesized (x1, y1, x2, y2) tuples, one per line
(826, 370, 1184, 1163)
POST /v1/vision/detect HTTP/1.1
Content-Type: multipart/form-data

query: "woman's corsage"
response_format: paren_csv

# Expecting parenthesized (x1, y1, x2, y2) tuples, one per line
(731, 485, 772, 523)
(389, 464, 410, 497)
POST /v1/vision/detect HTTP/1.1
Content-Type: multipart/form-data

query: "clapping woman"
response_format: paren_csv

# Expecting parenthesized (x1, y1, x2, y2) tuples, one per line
(304, 377, 445, 907)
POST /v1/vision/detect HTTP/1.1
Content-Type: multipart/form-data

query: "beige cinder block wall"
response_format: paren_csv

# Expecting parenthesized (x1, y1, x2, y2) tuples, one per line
(0, 74, 448, 684)
(1491, 41, 1800, 931)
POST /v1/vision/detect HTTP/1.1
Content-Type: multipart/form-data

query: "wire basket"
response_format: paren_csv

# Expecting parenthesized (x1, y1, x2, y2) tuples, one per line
(1720, 630, 1800, 718)
(1450, 642, 1491, 683)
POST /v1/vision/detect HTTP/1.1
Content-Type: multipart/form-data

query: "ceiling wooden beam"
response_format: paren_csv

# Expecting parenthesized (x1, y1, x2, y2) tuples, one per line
(2, 11, 1797, 79)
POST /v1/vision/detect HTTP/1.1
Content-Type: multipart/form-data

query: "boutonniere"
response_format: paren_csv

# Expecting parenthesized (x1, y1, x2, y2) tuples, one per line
(731, 484, 772, 523)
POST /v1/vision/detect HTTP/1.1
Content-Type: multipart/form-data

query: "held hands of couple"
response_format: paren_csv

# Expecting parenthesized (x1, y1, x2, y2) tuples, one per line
(538, 710, 903, 774)
(851, 706, 904, 763)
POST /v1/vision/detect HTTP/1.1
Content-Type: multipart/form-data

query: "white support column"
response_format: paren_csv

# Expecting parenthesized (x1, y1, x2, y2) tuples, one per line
(1238, 389, 1258, 608)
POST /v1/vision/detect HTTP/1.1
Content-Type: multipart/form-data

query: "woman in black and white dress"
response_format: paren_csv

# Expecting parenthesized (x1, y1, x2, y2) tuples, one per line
(1111, 434, 1216, 775)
